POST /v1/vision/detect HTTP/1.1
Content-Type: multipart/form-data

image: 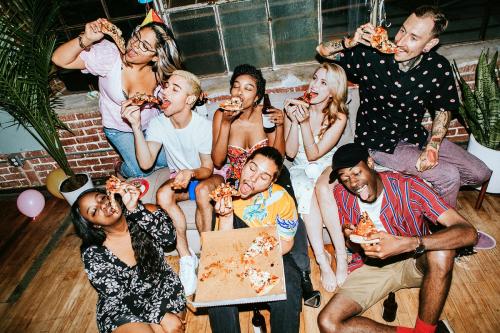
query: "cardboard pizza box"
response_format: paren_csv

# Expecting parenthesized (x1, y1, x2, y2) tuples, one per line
(190, 226, 287, 308)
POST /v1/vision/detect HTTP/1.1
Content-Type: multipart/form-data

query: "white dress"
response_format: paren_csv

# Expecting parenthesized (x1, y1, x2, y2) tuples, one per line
(289, 130, 337, 214)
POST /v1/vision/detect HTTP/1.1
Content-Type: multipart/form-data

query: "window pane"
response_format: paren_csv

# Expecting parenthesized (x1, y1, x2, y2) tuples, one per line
(269, 0, 318, 65)
(219, 0, 272, 70)
(60, 0, 106, 26)
(106, 0, 146, 18)
(169, 7, 226, 75)
(322, 0, 369, 41)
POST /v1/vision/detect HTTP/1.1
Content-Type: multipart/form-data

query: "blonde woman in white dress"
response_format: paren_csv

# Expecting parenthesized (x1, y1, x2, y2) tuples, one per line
(284, 63, 349, 292)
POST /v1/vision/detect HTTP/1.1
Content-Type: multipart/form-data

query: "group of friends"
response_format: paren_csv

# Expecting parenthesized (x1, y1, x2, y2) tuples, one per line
(51, 5, 491, 333)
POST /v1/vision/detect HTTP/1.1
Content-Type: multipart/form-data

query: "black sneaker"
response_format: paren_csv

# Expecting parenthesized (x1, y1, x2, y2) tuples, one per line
(436, 320, 454, 333)
(301, 271, 321, 308)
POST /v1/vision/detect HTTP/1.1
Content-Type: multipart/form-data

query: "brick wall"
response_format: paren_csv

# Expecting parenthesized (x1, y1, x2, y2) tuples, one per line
(0, 62, 484, 191)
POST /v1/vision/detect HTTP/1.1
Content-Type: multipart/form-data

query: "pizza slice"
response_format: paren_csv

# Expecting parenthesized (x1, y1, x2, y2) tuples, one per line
(209, 183, 239, 201)
(349, 211, 379, 243)
(101, 21, 126, 54)
(130, 92, 160, 106)
(243, 233, 279, 259)
(244, 267, 280, 296)
(298, 91, 319, 104)
(105, 175, 122, 212)
(291, 91, 318, 108)
(219, 96, 243, 111)
(370, 26, 398, 54)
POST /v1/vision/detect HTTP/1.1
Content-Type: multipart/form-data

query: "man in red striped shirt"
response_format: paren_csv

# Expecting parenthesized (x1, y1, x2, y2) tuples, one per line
(318, 143, 477, 333)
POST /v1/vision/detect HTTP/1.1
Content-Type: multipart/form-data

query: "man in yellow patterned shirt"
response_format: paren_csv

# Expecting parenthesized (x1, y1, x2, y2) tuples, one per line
(209, 146, 302, 333)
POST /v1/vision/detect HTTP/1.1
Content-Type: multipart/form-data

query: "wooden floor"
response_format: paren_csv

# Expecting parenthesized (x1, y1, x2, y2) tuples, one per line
(0, 189, 499, 333)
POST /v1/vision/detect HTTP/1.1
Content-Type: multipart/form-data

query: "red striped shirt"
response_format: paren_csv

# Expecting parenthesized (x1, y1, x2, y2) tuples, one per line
(334, 172, 450, 237)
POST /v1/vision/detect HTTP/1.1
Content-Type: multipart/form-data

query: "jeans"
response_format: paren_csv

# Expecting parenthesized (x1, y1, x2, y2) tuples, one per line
(104, 127, 168, 178)
(207, 255, 302, 333)
(370, 139, 492, 207)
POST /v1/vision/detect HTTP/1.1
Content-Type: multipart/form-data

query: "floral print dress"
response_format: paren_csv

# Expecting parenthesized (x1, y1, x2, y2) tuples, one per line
(82, 203, 185, 333)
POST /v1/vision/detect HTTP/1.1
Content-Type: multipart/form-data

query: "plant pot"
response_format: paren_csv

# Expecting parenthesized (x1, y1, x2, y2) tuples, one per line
(60, 173, 94, 206)
(467, 134, 500, 193)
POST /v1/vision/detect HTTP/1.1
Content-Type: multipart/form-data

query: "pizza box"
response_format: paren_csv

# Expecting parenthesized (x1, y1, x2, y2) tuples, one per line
(190, 226, 287, 308)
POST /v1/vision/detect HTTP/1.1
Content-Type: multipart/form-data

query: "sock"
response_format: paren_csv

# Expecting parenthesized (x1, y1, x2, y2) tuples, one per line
(414, 318, 437, 333)
(396, 327, 413, 333)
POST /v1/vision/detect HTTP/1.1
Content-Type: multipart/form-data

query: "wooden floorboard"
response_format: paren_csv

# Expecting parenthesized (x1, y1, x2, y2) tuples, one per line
(0, 190, 498, 332)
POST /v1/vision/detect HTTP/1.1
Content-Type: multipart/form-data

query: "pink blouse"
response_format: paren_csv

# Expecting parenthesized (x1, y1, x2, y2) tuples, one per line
(79, 40, 160, 132)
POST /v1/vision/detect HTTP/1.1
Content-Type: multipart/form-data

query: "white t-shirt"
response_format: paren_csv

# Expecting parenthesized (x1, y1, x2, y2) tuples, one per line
(357, 190, 387, 232)
(146, 112, 212, 171)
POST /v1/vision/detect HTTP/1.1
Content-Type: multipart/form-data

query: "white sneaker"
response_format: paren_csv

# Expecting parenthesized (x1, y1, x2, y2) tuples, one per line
(179, 249, 198, 296)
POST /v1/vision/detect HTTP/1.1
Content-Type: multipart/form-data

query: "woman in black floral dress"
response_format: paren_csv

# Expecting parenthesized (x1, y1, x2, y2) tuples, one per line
(71, 183, 186, 333)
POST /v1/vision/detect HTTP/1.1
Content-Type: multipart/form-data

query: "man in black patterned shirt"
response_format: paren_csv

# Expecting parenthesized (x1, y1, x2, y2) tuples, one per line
(316, 5, 491, 207)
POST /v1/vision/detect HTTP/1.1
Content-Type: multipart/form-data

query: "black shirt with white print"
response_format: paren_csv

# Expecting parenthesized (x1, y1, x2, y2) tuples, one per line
(335, 45, 459, 153)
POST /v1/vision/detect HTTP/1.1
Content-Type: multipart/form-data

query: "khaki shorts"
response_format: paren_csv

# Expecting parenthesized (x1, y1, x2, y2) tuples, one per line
(337, 256, 424, 312)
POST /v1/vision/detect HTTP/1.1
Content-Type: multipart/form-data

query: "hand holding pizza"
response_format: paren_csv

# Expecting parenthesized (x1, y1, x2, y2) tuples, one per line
(117, 183, 141, 212)
(293, 104, 310, 124)
(361, 231, 410, 260)
(350, 23, 376, 48)
(214, 195, 233, 216)
(121, 99, 142, 130)
(284, 99, 300, 123)
(82, 18, 107, 44)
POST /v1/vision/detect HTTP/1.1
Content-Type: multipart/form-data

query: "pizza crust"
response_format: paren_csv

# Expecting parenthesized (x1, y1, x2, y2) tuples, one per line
(130, 92, 160, 106)
(101, 21, 126, 54)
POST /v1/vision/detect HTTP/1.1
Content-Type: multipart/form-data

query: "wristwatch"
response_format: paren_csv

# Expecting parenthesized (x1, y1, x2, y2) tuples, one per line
(414, 235, 425, 257)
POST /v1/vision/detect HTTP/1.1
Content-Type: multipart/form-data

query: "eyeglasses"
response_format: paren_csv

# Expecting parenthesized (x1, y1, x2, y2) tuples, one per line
(130, 31, 156, 54)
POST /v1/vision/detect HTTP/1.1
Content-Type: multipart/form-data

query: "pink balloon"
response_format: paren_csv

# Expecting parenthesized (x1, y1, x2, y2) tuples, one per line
(17, 189, 45, 218)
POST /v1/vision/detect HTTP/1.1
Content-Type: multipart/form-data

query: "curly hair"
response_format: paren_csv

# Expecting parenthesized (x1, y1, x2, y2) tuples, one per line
(230, 64, 266, 104)
(315, 63, 348, 139)
(131, 22, 182, 83)
(71, 188, 164, 278)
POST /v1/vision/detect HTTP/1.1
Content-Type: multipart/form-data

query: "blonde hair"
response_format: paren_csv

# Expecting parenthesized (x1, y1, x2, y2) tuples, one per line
(316, 63, 348, 139)
(172, 70, 201, 98)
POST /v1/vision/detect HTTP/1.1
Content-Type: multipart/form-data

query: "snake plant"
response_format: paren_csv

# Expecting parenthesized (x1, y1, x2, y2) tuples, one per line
(453, 50, 500, 150)
(0, 0, 75, 176)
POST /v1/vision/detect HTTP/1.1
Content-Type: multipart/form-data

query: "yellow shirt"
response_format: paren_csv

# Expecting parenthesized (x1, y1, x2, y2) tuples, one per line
(232, 184, 299, 241)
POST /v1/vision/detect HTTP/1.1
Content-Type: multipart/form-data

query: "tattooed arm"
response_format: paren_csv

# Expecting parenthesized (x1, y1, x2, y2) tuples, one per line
(316, 23, 374, 59)
(416, 110, 451, 172)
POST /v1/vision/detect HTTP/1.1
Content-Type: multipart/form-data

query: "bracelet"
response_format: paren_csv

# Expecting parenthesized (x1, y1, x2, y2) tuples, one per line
(78, 34, 90, 51)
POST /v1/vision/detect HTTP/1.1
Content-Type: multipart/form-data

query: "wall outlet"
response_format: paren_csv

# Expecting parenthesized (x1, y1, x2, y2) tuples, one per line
(7, 153, 23, 167)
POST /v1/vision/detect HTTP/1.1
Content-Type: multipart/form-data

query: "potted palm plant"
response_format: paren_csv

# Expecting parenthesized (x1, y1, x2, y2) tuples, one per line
(453, 50, 500, 193)
(0, 0, 93, 204)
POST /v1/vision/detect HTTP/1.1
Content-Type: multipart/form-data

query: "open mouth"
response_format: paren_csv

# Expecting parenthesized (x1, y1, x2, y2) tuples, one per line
(239, 182, 253, 195)
(355, 184, 370, 201)
(160, 99, 171, 109)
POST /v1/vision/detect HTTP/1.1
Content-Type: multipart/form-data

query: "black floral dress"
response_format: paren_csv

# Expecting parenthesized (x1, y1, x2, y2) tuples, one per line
(82, 203, 185, 333)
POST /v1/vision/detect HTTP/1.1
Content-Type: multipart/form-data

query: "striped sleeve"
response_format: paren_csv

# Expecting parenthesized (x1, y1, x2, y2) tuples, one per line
(334, 184, 350, 226)
(409, 177, 450, 223)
